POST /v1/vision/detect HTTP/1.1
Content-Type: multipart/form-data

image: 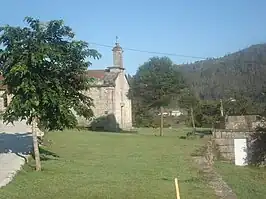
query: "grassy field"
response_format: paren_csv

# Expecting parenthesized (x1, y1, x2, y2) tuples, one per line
(0, 128, 216, 199)
(215, 162, 266, 199)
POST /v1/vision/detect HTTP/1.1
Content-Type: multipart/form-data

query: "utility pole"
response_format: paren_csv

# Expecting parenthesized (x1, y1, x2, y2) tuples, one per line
(190, 105, 196, 132)
(220, 99, 224, 117)
(160, 106, 164, 136)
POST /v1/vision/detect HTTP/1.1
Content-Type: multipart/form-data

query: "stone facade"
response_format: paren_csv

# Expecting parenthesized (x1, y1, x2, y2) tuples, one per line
(0, 90, 11, 113)
(0, 42, 132, 131)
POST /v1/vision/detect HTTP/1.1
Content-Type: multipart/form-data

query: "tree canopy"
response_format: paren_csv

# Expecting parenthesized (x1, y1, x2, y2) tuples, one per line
(129, 56, 186, 130)
(0, 17, 101, 130)
(130, 56, 185, 109)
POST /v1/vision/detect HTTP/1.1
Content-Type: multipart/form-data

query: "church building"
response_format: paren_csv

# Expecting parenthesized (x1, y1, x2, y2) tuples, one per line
(78, 41, 132, 130)
(0, 41, 133, 131)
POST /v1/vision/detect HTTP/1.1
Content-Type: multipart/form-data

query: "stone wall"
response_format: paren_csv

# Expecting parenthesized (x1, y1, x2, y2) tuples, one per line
(215, 115, 266, 163)
(225, 115, 259, 130)
(213, 130, 252, 139)
(213, 129, 252, 162)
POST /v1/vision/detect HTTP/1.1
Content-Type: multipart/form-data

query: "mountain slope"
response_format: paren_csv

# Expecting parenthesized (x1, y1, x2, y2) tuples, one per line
(178, 43, 266, 100)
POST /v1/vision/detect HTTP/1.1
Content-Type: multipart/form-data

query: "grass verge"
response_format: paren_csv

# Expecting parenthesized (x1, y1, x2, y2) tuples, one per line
(215, 162, 266, 199)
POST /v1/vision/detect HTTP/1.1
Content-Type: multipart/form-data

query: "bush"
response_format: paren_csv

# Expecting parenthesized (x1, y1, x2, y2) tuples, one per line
(247, 127, 266, 166)
(89, 114, 119, 132)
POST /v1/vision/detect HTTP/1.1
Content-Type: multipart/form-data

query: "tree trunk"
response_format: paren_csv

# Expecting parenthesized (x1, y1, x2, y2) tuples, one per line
(190, 105, 196, 132)
(32, 117, 41, 171)
(160, 106, 164, 136)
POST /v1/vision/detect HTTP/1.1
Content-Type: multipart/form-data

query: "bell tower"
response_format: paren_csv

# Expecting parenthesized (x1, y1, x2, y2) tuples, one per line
(108, 36, 124, 72)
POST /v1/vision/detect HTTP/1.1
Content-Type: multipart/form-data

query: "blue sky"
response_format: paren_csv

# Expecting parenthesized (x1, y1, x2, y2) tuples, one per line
(0, 0, 266, 75)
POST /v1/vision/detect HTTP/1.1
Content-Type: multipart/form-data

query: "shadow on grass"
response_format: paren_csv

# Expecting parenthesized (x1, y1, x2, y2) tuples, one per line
(31, 147, 59, 161)
(77, 126, 138, 134)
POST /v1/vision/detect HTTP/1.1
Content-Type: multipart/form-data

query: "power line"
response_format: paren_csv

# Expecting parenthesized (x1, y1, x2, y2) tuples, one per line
(88, 42, 207, 60)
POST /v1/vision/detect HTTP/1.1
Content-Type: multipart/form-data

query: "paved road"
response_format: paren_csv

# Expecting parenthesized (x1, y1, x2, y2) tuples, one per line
(0, 120, 32, 188)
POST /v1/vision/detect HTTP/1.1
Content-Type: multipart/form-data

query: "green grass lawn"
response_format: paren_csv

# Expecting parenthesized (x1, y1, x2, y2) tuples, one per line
(215, 162, 266, 199)
(0, 128, 216, 199)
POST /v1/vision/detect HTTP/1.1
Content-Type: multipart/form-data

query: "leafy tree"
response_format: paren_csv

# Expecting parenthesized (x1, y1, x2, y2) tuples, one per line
(179, 89, 223, 128)
(199, 100, 221, 128)
(222, 89, 256, 115)
(0, 17, 101, 171)
(130, 56, 185, 136)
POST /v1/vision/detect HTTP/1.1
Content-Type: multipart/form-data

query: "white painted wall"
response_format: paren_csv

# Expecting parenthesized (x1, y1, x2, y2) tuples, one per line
(234, 138, 248, 166)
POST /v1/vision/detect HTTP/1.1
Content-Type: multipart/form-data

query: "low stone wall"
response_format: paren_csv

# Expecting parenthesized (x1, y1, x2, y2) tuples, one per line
(225, 115, 258, 130)
(213, 129, 252, 139)
(212, 129, 253, 162)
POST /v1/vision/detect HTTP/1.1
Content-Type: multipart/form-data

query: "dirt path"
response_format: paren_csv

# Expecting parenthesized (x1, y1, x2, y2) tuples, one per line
(193, 156, 237, 199)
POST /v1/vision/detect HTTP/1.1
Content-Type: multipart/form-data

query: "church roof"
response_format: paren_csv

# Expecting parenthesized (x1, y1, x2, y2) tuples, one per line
(0, 69, 120, 90)
(86, 70, 105, 79)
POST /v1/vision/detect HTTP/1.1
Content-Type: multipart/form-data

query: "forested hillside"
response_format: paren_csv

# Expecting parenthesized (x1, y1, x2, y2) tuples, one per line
(129, 44, 266, 128)
(178, 43, 266, 100)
